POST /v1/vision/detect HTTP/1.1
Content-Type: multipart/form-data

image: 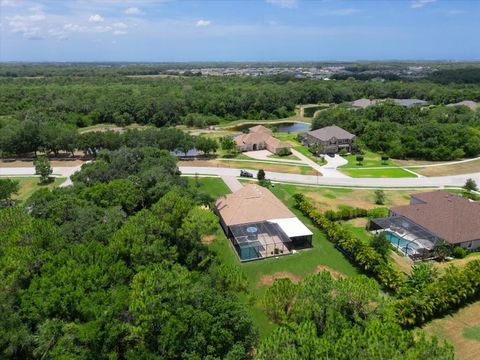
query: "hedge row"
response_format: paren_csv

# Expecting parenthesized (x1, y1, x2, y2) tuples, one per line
(395, 260, 480, 327)
(293, 194, 403, 290)
(324, 206, 388, 222)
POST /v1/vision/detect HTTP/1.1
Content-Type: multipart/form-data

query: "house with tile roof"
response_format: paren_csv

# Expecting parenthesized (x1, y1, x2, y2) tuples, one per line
(234, 125, 292, 154)
(300, 125, 356, 154)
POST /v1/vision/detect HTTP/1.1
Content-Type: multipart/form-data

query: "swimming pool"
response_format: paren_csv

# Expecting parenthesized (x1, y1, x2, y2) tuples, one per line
(385, 231, 420, 255)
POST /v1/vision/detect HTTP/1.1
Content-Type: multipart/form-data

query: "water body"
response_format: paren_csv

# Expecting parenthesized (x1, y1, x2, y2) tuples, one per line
(232, 122, 310, 133)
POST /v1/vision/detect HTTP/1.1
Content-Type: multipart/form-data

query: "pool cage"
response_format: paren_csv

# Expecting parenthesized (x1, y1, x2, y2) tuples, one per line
(229, 221, 292, 262)
(370, 216, 441, 260)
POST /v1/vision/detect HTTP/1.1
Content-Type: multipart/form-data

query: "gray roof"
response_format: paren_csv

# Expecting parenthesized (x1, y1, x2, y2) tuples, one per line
(306, 125, 355, 141)
(393, 99, 428, 107)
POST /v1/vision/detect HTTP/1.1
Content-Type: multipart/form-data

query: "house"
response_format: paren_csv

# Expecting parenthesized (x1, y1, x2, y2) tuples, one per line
(447, 100, 479, 111)
(234, 125, 292, 154)
(351, 98, 380, 109)
(300, 125, 356, 154)
(215, 184, 313, 261)
(369, 191, 480, 258)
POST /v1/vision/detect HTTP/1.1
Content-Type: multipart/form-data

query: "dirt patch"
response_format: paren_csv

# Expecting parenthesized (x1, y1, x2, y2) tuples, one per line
(390, 251, 413, 274)
(179, 159, 318, 175)
(315, 265, 346, 279)
(201, 234, 217, 245)
(434, 253, 480, 271)
(257, 272, 303, 287)
(423, 302, 480, 360)
(415, 159, 480, 177)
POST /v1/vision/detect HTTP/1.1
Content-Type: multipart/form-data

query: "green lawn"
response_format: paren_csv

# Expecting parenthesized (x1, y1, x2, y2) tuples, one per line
(340, 168, 417, 178)
(6, 177, 65, 201)
(340, 150, 396, 168)
(187, 176, 231, 197)
(267, 153, 301, 161)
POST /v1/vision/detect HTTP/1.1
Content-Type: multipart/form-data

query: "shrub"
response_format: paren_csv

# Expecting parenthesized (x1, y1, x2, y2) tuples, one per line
(276, 148, 291, 156)
(339, 148, 348, 156)
(452, 246, 468, 259)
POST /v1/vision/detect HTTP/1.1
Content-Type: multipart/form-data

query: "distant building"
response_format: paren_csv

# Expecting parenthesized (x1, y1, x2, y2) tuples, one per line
(370, 191, 480, 259)
(215, 184, 313, 261)
(234, 125, 291, 154)
(300, 125, 356, 154)
(447, 100, 479, 111)
(393, 99, 428, 107)
(351, 98, 379, 109)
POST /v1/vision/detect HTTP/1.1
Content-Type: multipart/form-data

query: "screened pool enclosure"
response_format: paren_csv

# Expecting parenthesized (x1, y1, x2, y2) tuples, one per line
(370, 216, 441, 259)
(230, 221, 292, 261)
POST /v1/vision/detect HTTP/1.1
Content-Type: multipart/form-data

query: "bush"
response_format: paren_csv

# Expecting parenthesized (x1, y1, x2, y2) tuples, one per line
(276, 148, 291, 156)
(452, 246, 468, 259)
(339, 148, 348, 156)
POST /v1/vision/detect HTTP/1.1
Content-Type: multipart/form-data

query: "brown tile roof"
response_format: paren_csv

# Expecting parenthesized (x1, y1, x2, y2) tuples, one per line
(391, 191, 480, 245)
(307, 125, 355, 142)
(249, 125, 273, 135)
(265, 136, 291, 150)
(215, 184, 294, 226)
(234, 132, 271, 146)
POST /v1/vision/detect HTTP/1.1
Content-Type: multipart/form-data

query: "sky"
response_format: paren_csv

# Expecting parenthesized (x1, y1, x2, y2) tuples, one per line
(0, 0, 479, 62)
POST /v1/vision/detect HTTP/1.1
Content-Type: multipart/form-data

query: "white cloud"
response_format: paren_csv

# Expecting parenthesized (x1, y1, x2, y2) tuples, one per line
(196, 19, 211, 27)
(411, 0, 436, 9)
(113, 22, 128, 29)
(88, 14, 104, 22)
(266, 0, 297, 9)
(7, 6, 46, 40)
(113, 30, 127, 35)
(125, 7, 142, 15)
(317, 8, 361, 16)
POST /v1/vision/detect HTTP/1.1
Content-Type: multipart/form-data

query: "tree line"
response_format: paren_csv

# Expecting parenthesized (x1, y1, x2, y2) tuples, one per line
(0, 122, 219, 157)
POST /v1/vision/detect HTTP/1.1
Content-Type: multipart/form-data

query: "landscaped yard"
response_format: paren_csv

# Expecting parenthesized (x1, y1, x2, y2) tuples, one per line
(339, 150, 396, 168)
(5, 177, 65, 201)
(293, 145, 327, 165)
(340, 167, 417, 178)
(423, 301, 480, 360)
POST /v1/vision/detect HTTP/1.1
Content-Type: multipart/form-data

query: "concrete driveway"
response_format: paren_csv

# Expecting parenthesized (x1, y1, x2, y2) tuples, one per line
(290, 149, 349, 178)
(221, 176, 243, 192)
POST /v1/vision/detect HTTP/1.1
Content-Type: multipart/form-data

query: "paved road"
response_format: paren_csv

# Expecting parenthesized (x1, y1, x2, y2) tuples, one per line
(0, 165, 84, 187)
(180, 166, 480, 188)
(221, 176, 243, 192)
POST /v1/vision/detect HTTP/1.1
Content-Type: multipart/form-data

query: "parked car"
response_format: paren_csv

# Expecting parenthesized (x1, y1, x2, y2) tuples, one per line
(240, 170, 253, 178)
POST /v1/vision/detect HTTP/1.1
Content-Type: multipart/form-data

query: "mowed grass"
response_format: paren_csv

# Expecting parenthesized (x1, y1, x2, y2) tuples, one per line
(187, 176, 231, 197)
(340, 150, 396, 168)
(423, 301, 480, 360)
(340, 167, 417, 178)
(5, 177, 65, 201)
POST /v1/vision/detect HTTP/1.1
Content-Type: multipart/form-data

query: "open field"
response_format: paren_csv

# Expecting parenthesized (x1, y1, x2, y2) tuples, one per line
(415, 159, 480, 176)
(423, 301, 480, 360)
(178, 159, 319, 175)
(78, 123, 153, 134)
(340, 167, 417, 178)
(4, 177, 65, 201)
(271, 183, 416, 212)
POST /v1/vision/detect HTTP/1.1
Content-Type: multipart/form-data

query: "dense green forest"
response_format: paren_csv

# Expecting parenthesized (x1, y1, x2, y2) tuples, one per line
(1, 65, 480, 160)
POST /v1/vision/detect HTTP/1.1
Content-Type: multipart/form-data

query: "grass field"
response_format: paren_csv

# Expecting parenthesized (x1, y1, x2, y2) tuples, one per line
(293, 146, 327, 165)
(423, 301, 480, 360)
(5, 177, 65, 201)
(178, 159, 319, 175)
(340, 167, 417, 178)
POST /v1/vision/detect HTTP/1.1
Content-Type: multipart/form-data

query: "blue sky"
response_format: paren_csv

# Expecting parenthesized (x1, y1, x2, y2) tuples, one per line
(0, 0, 479, 62)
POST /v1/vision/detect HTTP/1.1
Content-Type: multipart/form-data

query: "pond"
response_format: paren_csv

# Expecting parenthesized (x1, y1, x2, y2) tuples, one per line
(232, 122, 310, 133)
